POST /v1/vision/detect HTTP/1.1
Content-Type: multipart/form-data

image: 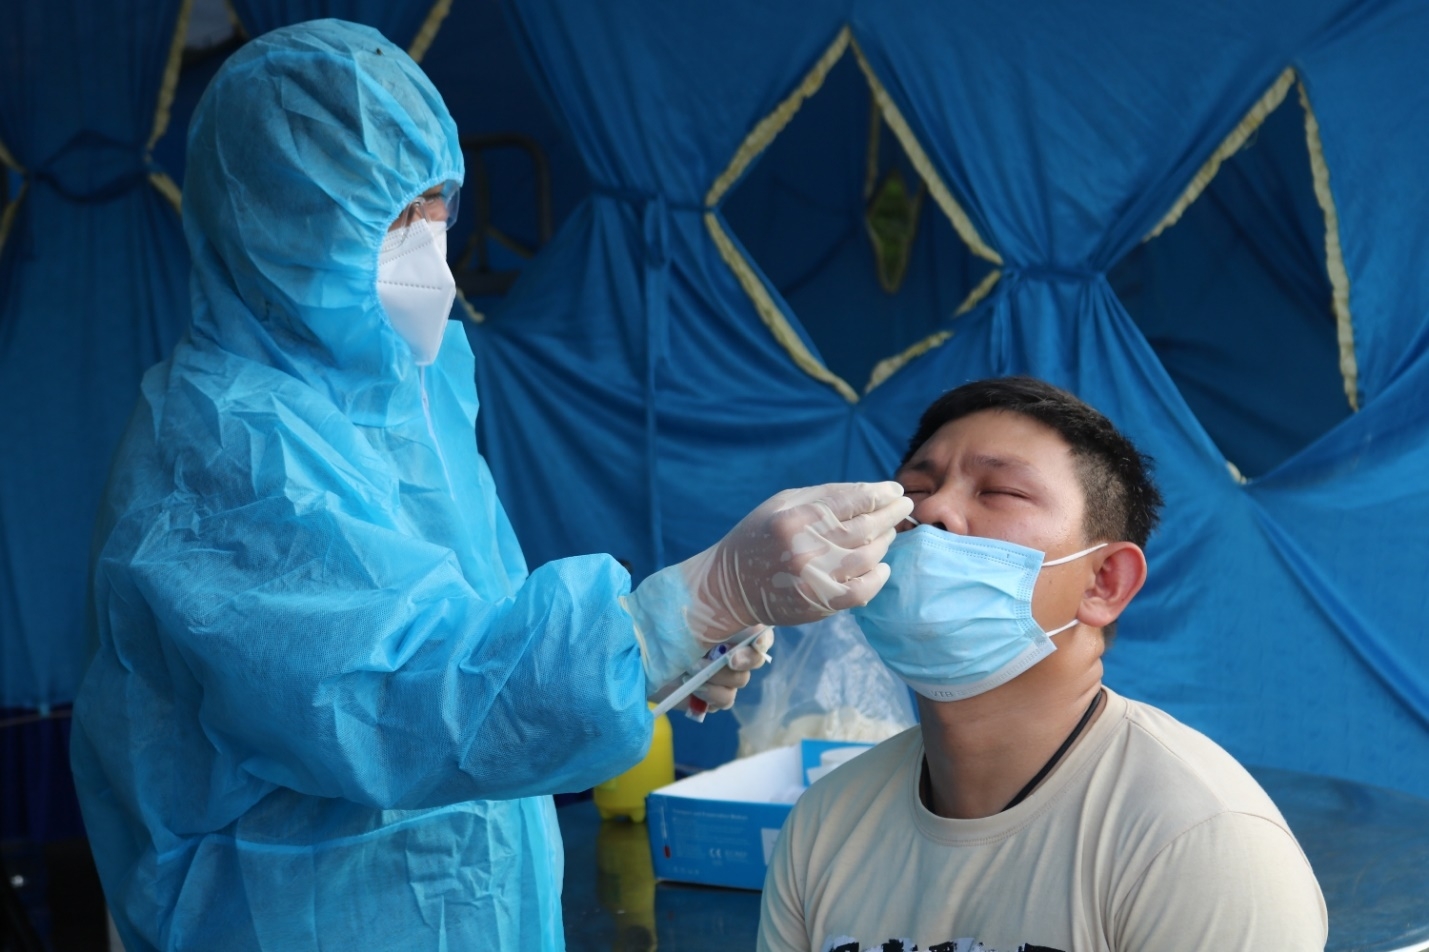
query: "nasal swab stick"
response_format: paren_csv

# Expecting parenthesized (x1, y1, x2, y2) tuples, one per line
(653, 626, 767, 719)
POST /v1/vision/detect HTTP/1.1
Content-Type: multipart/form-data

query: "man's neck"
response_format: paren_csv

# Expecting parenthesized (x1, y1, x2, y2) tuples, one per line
(918, 635, 1105, 820)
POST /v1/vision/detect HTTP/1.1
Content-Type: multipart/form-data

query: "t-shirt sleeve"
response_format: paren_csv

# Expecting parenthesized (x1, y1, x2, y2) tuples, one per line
(758, 810, 811, 952)
(1114, 811, 1328, 951)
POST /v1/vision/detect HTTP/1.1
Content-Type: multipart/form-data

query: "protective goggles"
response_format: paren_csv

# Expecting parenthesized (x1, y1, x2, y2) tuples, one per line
(389, 182, 461, 245)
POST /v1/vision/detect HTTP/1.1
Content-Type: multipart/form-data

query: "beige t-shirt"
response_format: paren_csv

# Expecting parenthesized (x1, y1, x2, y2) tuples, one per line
(759, 688, 1327, 952)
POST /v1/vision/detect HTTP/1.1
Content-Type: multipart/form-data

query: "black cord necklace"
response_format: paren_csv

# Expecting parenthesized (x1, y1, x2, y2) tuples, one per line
(920, 688, 1106, 815)
(1003, 688, 1104, 811)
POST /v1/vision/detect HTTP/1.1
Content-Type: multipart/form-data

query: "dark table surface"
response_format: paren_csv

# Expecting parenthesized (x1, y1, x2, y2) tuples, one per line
(558, 765, 1429, 952)
(560, 799, 760, 952)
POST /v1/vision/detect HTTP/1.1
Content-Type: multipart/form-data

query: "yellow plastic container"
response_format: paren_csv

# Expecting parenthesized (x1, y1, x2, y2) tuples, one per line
(594, 705, 673, 822)
(596, 818, 658, 949)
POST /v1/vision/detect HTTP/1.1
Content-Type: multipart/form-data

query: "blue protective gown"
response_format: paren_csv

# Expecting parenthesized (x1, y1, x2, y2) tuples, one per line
(70, 20, 652, 951)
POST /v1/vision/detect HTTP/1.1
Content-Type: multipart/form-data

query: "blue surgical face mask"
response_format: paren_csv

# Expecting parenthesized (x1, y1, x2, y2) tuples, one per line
(851, 525, 1106, 702)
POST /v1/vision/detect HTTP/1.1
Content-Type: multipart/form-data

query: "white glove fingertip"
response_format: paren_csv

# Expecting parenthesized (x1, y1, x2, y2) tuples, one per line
(809, 481, 904, 524)
(730, 646, 770, 671)
(887, 495, 915, 523)
(833, 495, 912, 548)
(859, 495, 913, 536)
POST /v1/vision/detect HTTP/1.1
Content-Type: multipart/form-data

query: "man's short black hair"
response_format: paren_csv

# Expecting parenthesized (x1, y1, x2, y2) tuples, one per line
(901, 376, 1163, 548)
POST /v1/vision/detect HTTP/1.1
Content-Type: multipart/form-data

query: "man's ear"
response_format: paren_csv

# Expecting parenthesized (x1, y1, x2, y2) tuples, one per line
(1078, 542, 1147, 629)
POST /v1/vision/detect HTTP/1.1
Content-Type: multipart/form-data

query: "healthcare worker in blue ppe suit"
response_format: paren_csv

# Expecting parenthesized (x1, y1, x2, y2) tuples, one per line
(69, 19, 911, 952)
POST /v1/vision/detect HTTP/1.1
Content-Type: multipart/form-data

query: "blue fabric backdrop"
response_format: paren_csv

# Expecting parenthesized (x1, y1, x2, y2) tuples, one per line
(1109, 96, 1350, 479)
(3, 0, 1428, 814)
(721, 53, 996, 393)
(228, 0, 435, 43)
(0, 0, 190, 706)
(476, 0, 1429, 791)
(0, 0, 192, 839)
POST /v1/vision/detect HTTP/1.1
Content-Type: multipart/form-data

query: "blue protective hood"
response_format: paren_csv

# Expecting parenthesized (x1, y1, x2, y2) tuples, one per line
(183, 18, 463, 422)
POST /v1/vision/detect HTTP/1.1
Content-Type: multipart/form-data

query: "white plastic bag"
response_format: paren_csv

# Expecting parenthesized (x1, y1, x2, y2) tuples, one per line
(733, 612, 917, 758)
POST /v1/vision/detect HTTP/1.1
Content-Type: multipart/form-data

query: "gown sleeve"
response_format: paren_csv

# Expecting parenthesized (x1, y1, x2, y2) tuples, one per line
(95, 364, 654, 811)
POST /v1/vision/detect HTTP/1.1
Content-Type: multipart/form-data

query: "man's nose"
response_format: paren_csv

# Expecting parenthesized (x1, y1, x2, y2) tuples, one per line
(913, 491, 969, 534)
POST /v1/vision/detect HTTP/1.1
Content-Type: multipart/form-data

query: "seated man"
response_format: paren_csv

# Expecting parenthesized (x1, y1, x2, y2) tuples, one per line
(758, 376, 1327, 952)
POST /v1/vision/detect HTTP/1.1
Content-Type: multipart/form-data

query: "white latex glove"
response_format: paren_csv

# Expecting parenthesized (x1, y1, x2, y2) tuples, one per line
(623, 482, 911, 690)
(683, 623, 783, 711)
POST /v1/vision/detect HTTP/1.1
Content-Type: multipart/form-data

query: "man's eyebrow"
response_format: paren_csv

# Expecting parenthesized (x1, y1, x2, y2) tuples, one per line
(897, 453, 1043, 481)
(967, 453, 1035, 473)
(897, 458, 939, 478)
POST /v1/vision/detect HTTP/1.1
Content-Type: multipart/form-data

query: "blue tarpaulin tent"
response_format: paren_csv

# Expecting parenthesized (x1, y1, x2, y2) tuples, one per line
(4, 0, 1428, 848)
(474, 0, 1429, 790)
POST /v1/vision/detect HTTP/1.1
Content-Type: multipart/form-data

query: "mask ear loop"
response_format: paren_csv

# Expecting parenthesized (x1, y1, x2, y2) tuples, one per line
(1042, 541, 1108, 566)
(1040, 542, 1109, 636)
(1043, 617, 1080, 637)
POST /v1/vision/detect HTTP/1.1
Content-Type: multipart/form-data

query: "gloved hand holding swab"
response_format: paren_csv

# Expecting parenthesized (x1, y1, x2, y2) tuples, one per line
(653, 626, 768, 718)
(623, 482, 911, 692)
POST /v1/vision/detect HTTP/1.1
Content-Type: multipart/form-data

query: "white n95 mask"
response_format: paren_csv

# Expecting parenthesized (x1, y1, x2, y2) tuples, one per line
(377, 219, 456, 365)
(850, 525, 1105, 702)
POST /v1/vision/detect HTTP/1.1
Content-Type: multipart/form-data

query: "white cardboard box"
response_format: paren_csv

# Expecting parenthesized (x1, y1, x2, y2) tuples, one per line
(646, 739, 873, 890)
